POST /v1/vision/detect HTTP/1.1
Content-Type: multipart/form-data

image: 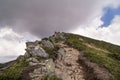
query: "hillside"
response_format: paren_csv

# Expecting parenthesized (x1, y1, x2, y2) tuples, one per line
(0, 32, 120, 80)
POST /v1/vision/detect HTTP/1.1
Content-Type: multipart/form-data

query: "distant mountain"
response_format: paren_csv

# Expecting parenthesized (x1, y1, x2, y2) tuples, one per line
(0, 32, 120, 80)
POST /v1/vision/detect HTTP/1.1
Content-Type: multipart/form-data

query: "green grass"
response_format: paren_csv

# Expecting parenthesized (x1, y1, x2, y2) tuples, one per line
(64, 33, 120, 80)
(42, 45, 60, 60)
(0, 58, 28, 80)
(0, 61, 15, 69)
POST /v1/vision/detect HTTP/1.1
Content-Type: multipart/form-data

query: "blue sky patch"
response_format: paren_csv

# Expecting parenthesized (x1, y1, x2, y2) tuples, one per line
(100, 6, 120, 28)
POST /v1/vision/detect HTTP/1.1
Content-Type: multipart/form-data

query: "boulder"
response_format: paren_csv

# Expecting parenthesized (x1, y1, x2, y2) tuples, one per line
(57, 48, 66, 60)
(26, 45, 48, 58)
(26, 42, 36, 48)
(29, 62, 38, 66)
(29, 67, 47, 80)
(41, 40, 54, 48)
(27, 58, 39, 63)
(49, 32, 66, 43)
(45, 59, 55, 76)
(54, 32, 66, 40)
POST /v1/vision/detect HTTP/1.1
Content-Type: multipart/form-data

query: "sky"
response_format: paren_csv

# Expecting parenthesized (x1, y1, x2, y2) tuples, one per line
(0, 0, 120, 63)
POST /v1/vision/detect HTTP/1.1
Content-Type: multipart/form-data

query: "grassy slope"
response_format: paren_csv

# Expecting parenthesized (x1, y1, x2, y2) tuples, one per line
(0, 61, 16, 69)
(64, 33, 120, 80)
(0, 59, 28, 80)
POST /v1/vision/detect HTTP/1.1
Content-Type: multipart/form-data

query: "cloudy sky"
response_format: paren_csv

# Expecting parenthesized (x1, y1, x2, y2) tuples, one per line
(0, 0, 120, 63)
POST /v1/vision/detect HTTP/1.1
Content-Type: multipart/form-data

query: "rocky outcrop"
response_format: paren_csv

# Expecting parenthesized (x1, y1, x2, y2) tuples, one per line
(27, 58, 55, 80)
(23, 41, 85, 80)
(49, 32, 66, 43)
(23, 34, 86, 80)
(53, 32, 65, 40)
(25, 42, 48, 57)
(29, 67, 47, 80)
(41, 40, 54, 48)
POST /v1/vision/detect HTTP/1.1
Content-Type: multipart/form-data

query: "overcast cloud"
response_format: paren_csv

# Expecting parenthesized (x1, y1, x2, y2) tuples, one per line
(0, 0, 116, 37)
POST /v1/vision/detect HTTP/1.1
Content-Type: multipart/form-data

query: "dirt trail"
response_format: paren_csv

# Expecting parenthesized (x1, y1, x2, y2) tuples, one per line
(55, 42, 85, 80)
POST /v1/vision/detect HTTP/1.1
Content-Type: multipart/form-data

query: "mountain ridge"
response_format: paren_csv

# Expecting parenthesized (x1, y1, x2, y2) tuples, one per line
(0, 32, 120, 80)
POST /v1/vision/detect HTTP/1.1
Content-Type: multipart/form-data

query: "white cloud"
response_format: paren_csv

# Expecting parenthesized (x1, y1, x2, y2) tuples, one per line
(72, 15, 120, 46)
(0, 27, 39, 63)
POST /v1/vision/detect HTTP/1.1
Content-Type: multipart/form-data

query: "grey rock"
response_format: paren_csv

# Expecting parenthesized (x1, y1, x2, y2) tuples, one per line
(27, 58, 39, 63)
(29, 66, 47, 80)
(49, 36, 56, 43)
(54, 32, 66, 40)
(67, 70, 73, 75)
(49, 32, 66, 43)
(26, 42, 36, 48)
(45, 59, 55, 76)
(17, 55, 24, 61)
(34, 67, 47, 74)
(41, 40, 54, 48)
(26, 41, 49, 57)
(24, 52, 30, 57)
(27, 45, 48, 57)
(57, 48, 66, 60)
(29, 62, 38, 66)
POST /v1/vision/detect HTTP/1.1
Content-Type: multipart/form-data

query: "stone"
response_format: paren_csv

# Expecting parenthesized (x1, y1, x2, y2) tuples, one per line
(17, 55, 25, 61)
(54, 44, 85, 80)
(27, 45, 48, 57)
(29, 62, 38, 66)
(27, 57, 39, 63)
(29, 67, 47, 80)
(26, 42, 36, 48)
(54, 32, 65, 40)
(41, 40, 54, 48)
(49, 36, 56, 43)
(45, 59, 55, 76)
(24, 52, 30, 57)
(57, 48, 66, 60)
(67, 70, 73, 75)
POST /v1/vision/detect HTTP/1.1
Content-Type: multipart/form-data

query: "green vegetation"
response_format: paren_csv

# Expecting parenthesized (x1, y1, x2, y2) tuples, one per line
(65, 33, 120, 80)
(42, 45, 60, 60)
(0, 58, 28, 80)
(0, 61, 15, 69)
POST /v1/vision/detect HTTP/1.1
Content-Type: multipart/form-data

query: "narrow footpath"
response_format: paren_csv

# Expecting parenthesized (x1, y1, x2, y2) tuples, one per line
(55, 42, 85, 80)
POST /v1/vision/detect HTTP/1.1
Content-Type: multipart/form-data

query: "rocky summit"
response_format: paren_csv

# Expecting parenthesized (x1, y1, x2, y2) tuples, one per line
(0, 32, 120, 80)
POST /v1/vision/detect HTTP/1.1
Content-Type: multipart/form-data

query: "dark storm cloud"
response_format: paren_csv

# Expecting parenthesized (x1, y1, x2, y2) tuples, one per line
(0, 0, 100, 37)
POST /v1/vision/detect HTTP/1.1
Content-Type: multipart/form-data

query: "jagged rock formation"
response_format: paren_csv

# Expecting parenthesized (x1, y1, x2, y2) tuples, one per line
(21, 32, 86, 80)
(25, 42, 48, 57)
(23, 36, 85, 80)
(0, 32, 116, 80)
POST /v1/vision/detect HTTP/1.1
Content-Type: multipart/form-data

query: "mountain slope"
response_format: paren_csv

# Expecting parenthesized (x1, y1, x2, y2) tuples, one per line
(0, 32, 120, 80)
(64, 33, 120, 80)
